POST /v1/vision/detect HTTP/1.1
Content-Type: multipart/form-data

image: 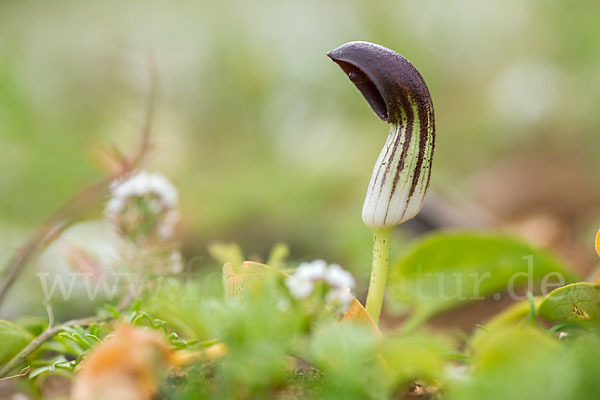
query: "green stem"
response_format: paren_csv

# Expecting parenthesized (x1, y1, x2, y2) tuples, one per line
(365, 227, 394, 324)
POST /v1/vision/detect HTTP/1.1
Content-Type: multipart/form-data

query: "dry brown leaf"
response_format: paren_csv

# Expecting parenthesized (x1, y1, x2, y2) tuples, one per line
(71, 324, 174, 400)
(341, 298, 381, 336)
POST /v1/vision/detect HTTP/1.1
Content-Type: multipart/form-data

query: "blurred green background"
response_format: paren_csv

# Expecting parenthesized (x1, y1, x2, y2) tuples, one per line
(1, 0, 600, 301)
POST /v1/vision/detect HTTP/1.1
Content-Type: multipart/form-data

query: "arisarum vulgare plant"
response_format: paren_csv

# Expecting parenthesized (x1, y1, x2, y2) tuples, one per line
(328, 41, 435, 324)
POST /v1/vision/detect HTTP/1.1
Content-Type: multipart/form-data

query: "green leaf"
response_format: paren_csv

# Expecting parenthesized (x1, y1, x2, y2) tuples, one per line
(101, 304, 121, 319)
(0, 320, 33, 364)
(208, 241, 244, 271)
(29, 359, 75, 380)
(538, 282, 600, 323)
(84, 334, 101, 344)
(450, 327, 564, 400)
(266, 242, 289, 270)
(307, 322, 380, 395)
(469, 297, 543, 353)
(381, 333, 452, 387)
(388, 231, 578, 323)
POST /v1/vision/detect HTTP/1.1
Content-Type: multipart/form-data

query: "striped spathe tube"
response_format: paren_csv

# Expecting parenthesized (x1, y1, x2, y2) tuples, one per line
(327, 41, 435, 229)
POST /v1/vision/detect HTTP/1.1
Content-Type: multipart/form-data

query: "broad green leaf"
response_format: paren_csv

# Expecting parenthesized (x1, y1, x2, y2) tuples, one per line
(472, 282, 600, 350)
(472, 326, 559, 370)
(388, 232, 579, 323)
(538, 282, 600, 323)
(0, 320, 33, 364)
(449, 327, 564, 400)
(469, 298, 542, 352)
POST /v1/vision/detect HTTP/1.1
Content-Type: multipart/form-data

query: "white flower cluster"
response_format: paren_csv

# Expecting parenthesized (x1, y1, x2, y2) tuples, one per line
(285, 260, 356, 310)
(106, 171, 178, 214)
(105, 171, 179, 239)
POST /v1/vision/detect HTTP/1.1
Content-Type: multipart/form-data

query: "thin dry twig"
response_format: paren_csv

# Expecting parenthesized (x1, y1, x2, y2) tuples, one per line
(0, 60, 158, 307)
(0, 182, 109, 306)
(0, 367, 30, 381)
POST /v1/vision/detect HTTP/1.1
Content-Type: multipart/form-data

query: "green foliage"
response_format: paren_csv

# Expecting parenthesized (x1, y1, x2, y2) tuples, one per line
(28, 358, 77, 380)
(27, 325, 102, 380)
(4, 230, 600, 399)
(538, 282, 600, 324)
(307, 323, 381, 399)
(380, 333, 451, 392)
(388, 232, 579, 325)
(0, 320, 33, 364)
(451, 327, 563, 400)
(450, 326, 600, 400)
(468, 297, 542, 350)
(146, 271, 388, 399)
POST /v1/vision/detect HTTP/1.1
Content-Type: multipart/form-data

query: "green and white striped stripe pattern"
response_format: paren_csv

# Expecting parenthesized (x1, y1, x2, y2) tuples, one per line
(362, 101, 434, 228)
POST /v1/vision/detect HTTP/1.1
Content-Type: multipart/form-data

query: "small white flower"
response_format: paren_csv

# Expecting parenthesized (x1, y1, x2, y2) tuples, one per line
(285, 260, 356, 311)
(105, 170, 179, 241)
(285, 276, 314, 299)
(295, 259, 327, 281)
(105, 197, 124, 215)
(325, 287, 354, 309)
(107, 171, 179, 216)
(324, 264, 355, 290)
(285, 260, 328, 299)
